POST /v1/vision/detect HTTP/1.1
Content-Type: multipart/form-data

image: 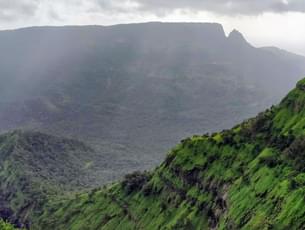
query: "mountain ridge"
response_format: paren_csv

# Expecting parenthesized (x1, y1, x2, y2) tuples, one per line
(0, 22, 305, 204)
(31, 77, 305, 229)
(1, 71, 305, 229)
(4, 22, 302, 58)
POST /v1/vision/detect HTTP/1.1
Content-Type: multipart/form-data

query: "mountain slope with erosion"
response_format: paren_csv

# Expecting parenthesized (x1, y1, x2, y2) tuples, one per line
(29, 78, 305, 229)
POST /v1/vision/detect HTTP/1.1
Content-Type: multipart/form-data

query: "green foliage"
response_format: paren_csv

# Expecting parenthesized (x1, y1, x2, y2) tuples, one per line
(0, 220, 19, 230)
(0, 130, 102, 227)
(4, 78, 305, 229)
(2, 24, 305, 196)
(283, 137, 305, 171)
(122, 171, 151, 195)
(257, 148, 279, 167)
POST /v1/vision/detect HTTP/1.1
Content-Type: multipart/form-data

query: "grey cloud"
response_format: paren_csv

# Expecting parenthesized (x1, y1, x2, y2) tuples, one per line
(140, 0, 305, 14)
(1, 0, 305, 23)
(95, 0, 305, 15)
(0, 0, 39, 21)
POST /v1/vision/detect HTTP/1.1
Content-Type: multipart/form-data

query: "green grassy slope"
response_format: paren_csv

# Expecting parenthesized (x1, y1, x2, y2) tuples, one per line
(34, 78, 305, 229)
(0, 131, 106, 228)
(0, 219, 20, 230)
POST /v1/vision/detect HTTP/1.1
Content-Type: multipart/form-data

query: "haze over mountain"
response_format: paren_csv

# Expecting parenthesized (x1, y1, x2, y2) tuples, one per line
(3, 77, 305, 229)
(0, 130, 109, 227)
(36, 78, 305, 229)
(0, 22, 305, 181)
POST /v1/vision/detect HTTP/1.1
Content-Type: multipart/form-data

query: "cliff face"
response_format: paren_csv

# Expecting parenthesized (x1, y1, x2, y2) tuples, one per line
(31, 78, 305, 229)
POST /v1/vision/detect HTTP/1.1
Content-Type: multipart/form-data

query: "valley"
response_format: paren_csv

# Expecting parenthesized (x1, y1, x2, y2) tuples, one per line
(0, 23, 304, 182)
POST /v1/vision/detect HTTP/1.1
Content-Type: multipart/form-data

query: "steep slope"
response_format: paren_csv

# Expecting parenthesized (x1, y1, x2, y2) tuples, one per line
(0, 22, 305, 181)
(0, 131, 108, 228)
(35, 78, 305, 229)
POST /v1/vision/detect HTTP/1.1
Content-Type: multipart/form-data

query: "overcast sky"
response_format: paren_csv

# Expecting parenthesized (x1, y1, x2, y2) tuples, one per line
(0, 0, 304, 56)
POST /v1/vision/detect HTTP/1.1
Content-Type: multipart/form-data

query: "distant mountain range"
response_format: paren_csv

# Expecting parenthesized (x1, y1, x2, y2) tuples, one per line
(0, 22, 304, 182)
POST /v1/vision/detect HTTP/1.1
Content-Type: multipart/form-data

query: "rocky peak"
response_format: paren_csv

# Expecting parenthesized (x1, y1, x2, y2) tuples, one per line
(228, 29, 250, 46)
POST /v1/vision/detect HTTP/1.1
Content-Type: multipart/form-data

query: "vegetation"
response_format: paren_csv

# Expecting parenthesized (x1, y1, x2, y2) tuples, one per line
(0, 220, 19, 230)
(1, 23, 305, 186)
(0, 131, 105, 228)
(31, 78, 305, 229)
(3, 78, 305, 229)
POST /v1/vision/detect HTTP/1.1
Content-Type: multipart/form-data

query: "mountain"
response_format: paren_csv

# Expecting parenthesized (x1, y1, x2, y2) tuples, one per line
(0, 130, 111, 228)
(0, 22, 305, 182)
(24, 77, 305, 229)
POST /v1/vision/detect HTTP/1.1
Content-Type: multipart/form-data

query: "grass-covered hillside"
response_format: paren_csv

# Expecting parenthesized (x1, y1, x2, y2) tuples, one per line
(32, 78, 305, 229)
(0, 131, 108, 228)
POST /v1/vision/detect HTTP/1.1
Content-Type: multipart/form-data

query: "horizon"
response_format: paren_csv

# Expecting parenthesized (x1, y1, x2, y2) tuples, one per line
(0, 1, 304, 56)
(1, 21, 304, 57)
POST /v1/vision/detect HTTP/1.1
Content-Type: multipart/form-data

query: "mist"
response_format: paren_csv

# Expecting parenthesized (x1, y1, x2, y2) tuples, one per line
(0, 1, 305, 56)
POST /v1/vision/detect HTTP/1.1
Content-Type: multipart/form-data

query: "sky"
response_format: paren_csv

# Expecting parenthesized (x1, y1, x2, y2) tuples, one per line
(0, 0, 305, 56)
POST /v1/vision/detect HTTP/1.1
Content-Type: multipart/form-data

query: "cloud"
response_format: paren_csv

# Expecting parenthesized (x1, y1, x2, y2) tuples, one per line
(94, 0, 305, 15)
(0, 0, 305, 24)
(0, 0, 39, 21)
(0, 0, 304, 56)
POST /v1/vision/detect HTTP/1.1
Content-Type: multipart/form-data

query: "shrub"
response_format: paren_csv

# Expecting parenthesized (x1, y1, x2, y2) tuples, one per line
(258, 155, 278, 168)
(284, 137, 305, 171)
(251, 112, 273, 134)
(0, 219, 19, 230)
(180, 138, 192, 147)
(269, 132, 295, 150)
(221, 130, 235, 146)
(122, 171, 151, 195)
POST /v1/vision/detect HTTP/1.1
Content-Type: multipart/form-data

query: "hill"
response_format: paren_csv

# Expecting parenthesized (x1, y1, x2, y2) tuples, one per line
(0, 22, 305, 180)
(31, 78, 305, 229)
(0, 131, 108, 228)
